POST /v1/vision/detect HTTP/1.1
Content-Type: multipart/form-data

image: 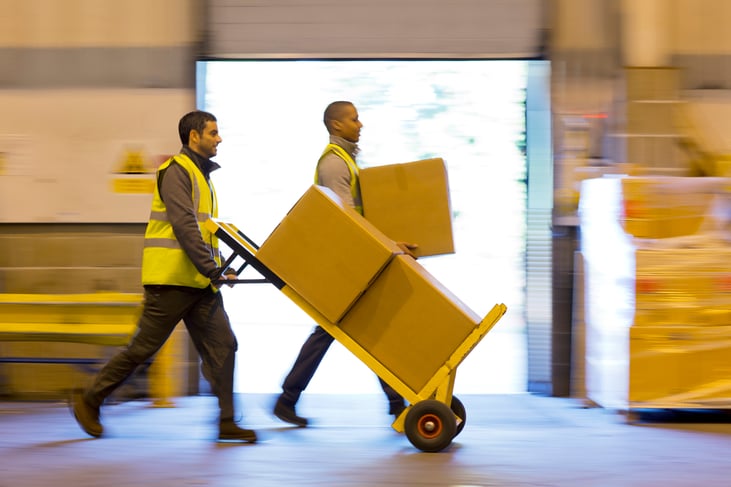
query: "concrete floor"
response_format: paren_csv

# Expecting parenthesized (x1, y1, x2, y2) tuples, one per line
(2, 393, 731, 487)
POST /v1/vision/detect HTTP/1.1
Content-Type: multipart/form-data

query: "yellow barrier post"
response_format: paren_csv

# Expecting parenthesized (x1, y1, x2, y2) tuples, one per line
(149, 323, 186, 407)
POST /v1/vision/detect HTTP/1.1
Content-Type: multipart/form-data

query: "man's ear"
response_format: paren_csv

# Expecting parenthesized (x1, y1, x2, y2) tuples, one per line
(189, 129, 200, 145)
(331, 119, 342, 133)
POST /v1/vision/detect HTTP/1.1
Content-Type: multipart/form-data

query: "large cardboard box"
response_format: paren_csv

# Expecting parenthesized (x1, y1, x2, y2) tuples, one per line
(256, 185, 401, 323)
(620, 176, 721, 238)
(360, 158, 454, 257)
(629, 324, 731, 406)
(338, 254, 481, 392)
(634, 248, 731, 327)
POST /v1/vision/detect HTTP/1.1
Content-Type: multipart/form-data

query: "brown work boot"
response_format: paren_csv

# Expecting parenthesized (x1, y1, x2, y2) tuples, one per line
(218, 420, 257, 442)
(71, 391, 103, 438)
(389, 401, 407, 418)
(273, 397, 308, 427)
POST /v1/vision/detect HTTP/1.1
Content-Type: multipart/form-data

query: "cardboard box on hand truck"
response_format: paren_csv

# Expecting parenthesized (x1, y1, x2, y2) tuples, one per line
(256, 185, 402, 323)
(338, 253, 481, 392)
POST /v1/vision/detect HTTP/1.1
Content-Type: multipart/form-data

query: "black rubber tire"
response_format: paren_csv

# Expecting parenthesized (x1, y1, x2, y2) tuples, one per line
(404, 400, 457, 452)
(451, 396, 466, 437)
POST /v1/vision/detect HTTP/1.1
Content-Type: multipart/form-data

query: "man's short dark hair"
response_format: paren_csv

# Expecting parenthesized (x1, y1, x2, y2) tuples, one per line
(323, 101, 354, 133)
(178, 110, 217, 145)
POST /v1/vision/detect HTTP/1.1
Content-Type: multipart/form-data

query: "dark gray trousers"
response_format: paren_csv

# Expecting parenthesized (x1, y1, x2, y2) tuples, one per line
(280, 325, 404, 412)
(85, 285, 238, 421)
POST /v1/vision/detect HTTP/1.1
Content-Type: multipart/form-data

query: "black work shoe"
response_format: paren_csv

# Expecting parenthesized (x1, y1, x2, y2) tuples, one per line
(218, 420, 257, 442)
(71, 391, 103, 438)
(273, 398, 308, 427)
(389, 402, 407, 418)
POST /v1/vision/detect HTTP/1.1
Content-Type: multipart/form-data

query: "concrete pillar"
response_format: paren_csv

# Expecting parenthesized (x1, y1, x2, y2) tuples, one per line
(620, 0, 673, 66)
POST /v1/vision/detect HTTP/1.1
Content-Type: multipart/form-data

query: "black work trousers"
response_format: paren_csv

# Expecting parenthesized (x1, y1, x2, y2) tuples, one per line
(280, 325, 404, 412)
(85, 285, 238, 421)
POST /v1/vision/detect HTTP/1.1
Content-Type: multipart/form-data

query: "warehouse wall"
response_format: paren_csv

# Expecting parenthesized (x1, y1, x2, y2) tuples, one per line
(0, 0, 201, 397)
(5, 1, 731, 225)
(0, 0, 200, 224)
(0, 0, 203, 295)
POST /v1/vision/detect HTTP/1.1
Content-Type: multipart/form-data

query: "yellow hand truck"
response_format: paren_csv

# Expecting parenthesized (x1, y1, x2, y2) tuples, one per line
(207, 218, 507, 452)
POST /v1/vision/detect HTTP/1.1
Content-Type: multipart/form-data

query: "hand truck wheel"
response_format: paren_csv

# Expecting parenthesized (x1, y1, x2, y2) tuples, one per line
(404, 399, 457, 452)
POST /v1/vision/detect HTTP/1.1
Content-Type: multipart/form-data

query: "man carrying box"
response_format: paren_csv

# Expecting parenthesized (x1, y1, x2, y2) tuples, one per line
(273, 101, 414, 427)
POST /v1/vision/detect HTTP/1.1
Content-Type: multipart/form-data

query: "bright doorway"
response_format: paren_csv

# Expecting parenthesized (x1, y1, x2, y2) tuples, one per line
(197, 59, 542, 395)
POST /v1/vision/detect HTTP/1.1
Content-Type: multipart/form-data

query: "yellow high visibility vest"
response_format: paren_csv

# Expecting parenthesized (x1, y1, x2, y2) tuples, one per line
(141, 154, 220, 288)
(314, 143, 362, 214)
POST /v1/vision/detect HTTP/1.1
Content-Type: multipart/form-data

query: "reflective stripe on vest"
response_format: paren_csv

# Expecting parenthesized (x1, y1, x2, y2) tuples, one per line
(314, 143, 362, 214)
(141, 154, 220, 288)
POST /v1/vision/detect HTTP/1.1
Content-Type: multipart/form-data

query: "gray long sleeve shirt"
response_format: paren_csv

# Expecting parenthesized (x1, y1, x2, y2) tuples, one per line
(316, 135, 362, 210)
(157, 146, 221, 280)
